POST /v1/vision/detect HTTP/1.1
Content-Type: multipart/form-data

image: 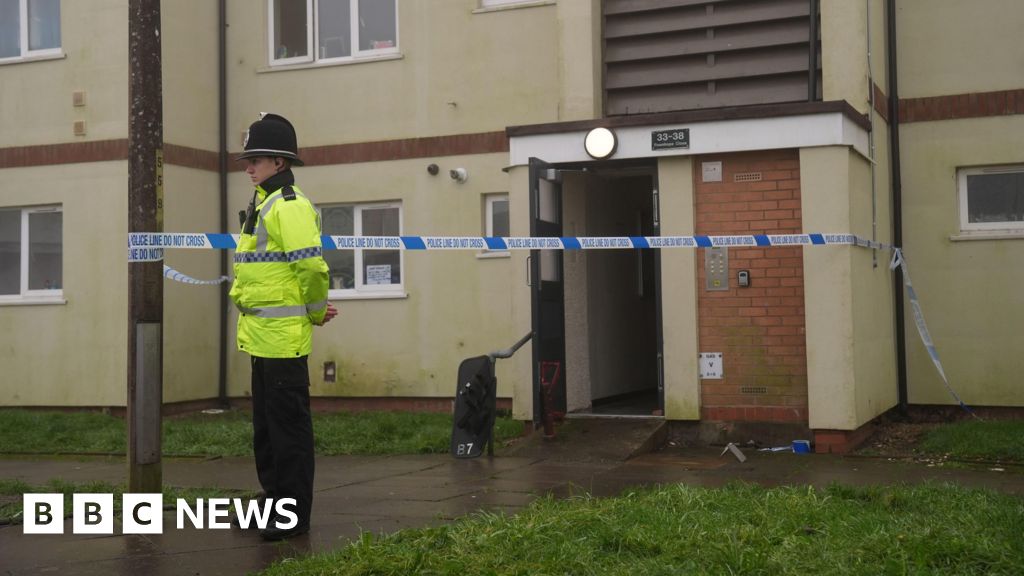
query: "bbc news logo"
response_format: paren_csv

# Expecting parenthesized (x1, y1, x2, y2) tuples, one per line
(22, 494, 297, 534)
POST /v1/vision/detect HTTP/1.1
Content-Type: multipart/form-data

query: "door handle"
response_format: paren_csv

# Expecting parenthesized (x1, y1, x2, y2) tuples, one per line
(526, 255, 532, 287)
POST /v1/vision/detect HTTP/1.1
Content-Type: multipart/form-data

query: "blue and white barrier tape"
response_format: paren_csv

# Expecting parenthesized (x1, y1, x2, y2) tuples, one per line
(163, 265, 229, 286)
(889, 249, 978, 419)
(137, 232, 970, 417)
(129, 232, 883, 262)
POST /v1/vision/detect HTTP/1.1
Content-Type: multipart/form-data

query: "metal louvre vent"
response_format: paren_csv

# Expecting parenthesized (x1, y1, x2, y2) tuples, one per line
(734, 172, 763, 182)
(740, 386, 768, 394)
(603, 0, 822, 115)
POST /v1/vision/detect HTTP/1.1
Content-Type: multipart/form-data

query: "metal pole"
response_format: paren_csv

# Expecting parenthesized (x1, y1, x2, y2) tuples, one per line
(128, 0, 163, 493)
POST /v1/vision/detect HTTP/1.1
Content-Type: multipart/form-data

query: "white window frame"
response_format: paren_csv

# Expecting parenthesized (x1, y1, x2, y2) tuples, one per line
(485, 194, 509, 238)
(322, 201, 404, 298)
(268, 0, 399, 67)
(957, 164, 1024, 233)
(479, 193, 510, 258)
(0, 205, 63, 304)
(0, 0, 63, 63)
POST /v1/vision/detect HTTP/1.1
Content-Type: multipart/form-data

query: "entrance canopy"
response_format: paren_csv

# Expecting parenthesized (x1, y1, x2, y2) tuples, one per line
(506, 101, 871, 167)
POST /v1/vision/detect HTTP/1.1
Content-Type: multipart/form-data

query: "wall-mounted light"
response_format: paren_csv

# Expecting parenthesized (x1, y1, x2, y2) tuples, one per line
(584, 127, 617, 160)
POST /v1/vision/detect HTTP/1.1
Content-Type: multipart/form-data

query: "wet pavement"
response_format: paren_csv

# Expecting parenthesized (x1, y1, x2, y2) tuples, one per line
(2, 446, 1023, 575)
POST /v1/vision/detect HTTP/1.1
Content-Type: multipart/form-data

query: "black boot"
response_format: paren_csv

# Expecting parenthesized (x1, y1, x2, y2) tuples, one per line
(259, 513, 309, 541)
(231, 494, 268, 530)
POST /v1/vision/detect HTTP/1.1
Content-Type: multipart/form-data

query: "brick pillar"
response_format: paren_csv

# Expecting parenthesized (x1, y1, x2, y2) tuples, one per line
(695, 150, 808, 424)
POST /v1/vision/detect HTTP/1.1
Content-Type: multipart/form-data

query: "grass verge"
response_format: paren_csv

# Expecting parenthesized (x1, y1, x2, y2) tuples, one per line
(260, 482, 1024, 576)
(0, 479, 254, 525)
(0, 409, 523, 457)
(919, 419, 1024, 463)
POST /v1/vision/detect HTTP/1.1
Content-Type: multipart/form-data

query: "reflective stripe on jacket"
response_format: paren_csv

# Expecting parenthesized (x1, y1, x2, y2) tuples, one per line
(229, 173, 329, 358)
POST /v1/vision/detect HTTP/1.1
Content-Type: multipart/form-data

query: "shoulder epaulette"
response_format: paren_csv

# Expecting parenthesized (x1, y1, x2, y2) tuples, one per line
(282, 185, 297, 201)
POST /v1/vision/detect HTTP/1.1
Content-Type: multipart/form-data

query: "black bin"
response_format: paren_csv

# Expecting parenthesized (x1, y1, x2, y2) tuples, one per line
(450, 355, 496, 459)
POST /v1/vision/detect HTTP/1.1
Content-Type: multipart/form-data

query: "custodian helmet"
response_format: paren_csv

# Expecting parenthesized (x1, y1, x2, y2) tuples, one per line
(236, 112, 304, 166)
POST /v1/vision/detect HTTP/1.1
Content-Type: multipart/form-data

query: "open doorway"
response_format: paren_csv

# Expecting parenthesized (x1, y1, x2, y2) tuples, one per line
(560, 164, 662, 417)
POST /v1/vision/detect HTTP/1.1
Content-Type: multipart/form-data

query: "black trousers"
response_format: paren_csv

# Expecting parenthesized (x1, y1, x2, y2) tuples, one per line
(250, 355, 314, 524)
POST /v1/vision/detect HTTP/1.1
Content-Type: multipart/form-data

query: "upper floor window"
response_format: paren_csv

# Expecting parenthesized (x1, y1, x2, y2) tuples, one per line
(958, 165, 1024, 233)
(269, 0, 397, 66)
(320, 202, 403, 297)
(0, 0, 61, 61)
(0, 205, 63, 302)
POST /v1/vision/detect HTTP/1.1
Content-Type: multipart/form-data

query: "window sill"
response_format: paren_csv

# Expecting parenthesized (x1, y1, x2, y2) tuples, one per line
(0, 51, 66, 67)
(472, 1, 556, 14)
(950, 230, 1024, 242)
(0, 297, 67, 307)
(329, 291, 408, 301)
(476, 251, 511, 259)
(258, 53, 403, 73)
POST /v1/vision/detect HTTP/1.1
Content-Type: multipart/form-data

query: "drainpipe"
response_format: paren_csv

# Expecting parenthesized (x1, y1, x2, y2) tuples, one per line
(867, 0, 878, 269)
(886, 0, 908, 414)
(218, 0, 229, 407)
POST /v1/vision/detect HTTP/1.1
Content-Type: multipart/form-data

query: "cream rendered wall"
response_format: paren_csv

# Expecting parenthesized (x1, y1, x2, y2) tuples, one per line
(896, 0, 1024, 406)
(556, 0, 602, 120)
(158, 0, 223, 404)
(802, 146, 897, 430)
(847, 146, 897, 424)
(162, 0, 220, 149)
(820, 0, 887, 114)
(802, 147, 856, 429)
(898, 116, 1024, 406)
(162, 166, 222, 403)
(226, 0, 560, 148)
(657, 157, 699, 420)
(0, 0, 130, 407)
(0, 0, 126, 146)
(897, 0, 1024, 98)
(0, 162, 129, 406)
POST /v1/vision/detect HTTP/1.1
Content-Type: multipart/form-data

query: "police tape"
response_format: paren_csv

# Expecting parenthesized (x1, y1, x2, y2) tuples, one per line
(889, 249, 978, 419)
(138, 232, 970, 416)
(163, 265, 230, 285)
(128, 232, 890, 262)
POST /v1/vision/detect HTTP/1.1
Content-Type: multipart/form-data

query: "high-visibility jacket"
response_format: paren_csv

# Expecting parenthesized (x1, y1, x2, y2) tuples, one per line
(229, 171, 329, 358)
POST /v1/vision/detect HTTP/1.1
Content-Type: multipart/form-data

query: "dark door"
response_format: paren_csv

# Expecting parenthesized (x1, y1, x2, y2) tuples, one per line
(651, 179, 665, 414)
(529, 157, 566, 425)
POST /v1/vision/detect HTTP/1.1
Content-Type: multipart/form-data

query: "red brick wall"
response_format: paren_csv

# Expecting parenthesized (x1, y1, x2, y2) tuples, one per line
(695, 150, 808, 424)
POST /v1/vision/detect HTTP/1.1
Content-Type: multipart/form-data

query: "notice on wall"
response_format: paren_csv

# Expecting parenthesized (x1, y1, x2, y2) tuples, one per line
(366, 265, 392, 285)
(699, 352, 723, 379)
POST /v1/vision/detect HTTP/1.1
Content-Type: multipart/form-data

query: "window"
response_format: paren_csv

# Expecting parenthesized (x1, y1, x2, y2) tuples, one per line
(0, 206, 63, 301)
(320, 202, 403, 296)
(958, 165, 1024, 232)
(269, 0, 397, 66)
(0, 0, 61, 61)
(480, 194, 510, 258)
(485, 194, 509, 237)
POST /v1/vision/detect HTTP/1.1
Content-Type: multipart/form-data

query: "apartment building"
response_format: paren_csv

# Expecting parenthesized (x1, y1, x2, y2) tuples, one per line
(1, 0, 1020, 452)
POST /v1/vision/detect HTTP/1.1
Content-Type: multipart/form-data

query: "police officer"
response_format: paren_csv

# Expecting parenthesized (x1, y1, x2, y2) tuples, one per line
(230, 113, 337, 540)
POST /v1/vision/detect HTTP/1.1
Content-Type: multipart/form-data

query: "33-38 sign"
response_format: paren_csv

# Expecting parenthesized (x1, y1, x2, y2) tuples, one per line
(651, 128, 689, 150)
